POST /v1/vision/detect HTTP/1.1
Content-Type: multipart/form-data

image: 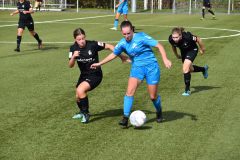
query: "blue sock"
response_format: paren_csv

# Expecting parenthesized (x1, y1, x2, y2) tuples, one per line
(114, 19, 119, 28)
(123, 95, 134, 117)
(152, 95, 161, 112)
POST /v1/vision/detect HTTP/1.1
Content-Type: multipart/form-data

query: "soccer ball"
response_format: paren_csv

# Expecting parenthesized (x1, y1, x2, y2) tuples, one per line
(129, 110, 147, 127)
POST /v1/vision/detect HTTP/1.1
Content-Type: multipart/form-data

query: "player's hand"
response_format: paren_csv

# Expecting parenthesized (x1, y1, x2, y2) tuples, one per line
(73, 51, 80, 59)
(10, 13, 14, 16)
(163, 59, 172, 69)
(200, 48, 205, 55)
(120, 55, 131, 63)
(90, 63, 101, 69)
(23, 11, 28, 14)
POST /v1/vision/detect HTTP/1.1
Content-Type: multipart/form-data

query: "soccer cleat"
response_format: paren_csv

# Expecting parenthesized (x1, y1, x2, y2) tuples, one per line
(200, 17, 204, 20)
(203, 65, 209, 79)
(110, 27, 117, 31)
(81, 113, 90, 123)
(212, 16, 216, 20)
(72, 113, 83, 119)
(119, 116, 129, 127)
(14, 48, 20, 52)
(38, 40, 43, 49)
(156, 110, 163, 123)
(182, 90, 191, 96)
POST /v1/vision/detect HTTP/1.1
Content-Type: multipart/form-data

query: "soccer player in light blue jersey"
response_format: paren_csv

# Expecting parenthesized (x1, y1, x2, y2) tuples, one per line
(110, 0, 128, 31)
(92, 21, 172, 127)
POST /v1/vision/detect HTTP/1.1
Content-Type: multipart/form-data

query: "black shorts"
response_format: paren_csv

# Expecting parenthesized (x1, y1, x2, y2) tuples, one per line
(181, 49, 198, 63)
(203, 2, 211, 8)
(76, 72, 103, 91)
(18, 21, 34, 31)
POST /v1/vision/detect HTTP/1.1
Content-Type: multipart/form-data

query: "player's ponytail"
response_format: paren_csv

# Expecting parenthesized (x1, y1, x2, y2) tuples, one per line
(73, 28, 86, 38)
(172, 27, 185, 35)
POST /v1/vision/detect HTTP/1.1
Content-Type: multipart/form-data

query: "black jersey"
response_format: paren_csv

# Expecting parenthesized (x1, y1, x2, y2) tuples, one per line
(17, 0, 33, 22)
(169, 32, 198, 54)
(69, 41, 105, 75)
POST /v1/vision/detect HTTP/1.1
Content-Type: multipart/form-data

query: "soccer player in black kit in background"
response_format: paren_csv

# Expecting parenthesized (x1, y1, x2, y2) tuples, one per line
(201, 0, 216, 20)
(10, 0, 42, 52)
(169, 27, 209, 96)
(69, 28, 130, 123)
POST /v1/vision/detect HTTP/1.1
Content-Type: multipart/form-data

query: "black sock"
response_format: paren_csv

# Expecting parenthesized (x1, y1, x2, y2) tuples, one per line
(208, 9, 215, 15)
(17, 36, 22, 49)
(202, 9, 205, 18)
(193, 65, 205, 72)
(184, 72, 191, 92)
(34, 33, 41, 43)
(77, 96, 89, 114)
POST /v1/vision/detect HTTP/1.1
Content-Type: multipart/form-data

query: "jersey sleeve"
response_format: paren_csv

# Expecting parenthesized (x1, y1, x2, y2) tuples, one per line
(186, 32, 197, 42)
(68, 45, 75, 59)
(113, 41, 124, 56)
(141, 33, 158, 47)
(95, 41, 105, 51)
(26, 1, 32, 9)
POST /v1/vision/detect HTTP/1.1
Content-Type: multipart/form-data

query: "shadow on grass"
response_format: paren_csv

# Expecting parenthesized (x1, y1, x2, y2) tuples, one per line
(146, 110, 197, 124)
(90, 109, 197, 125)
(0, 45, 60, 59)
(90, 108, 122, 123)
(191, 85, 221, 94)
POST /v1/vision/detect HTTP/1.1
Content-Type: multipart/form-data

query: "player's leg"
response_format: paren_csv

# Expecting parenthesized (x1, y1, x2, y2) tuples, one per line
(28, 23, 42, 49)
(15, 27, 24, 52)
(201, 6, 206, 20)
(182, 59, 192, 96)
(110, 12, 121, 30)
(119, 77, 141, 127)
(207, 6, 216, 19)
(123, 5, 128, 21)
(74, 81, 91, 123)
(146, 62, 162, 122)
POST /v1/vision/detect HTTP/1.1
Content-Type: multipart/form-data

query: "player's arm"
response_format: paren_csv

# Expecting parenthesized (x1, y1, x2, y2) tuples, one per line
(105, 43, 131, 63)
(171, 46, 181, 59)
(23, 7, 34, 14)
(155, 43, 172, 69)
(116, 0, 124, 8)
(69, 51, 79, 68)
(196, 36, 205, 54)
(90, 53, 118, 69)
(10, 10, 19, 16)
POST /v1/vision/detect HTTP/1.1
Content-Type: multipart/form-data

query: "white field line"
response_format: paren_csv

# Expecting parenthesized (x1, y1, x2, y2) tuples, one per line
(0, 19, 240, 44)
(0, 15, 113, 28)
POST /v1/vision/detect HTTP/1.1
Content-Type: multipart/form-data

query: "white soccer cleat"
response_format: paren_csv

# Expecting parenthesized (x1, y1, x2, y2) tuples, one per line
(110, 27, 117, 31)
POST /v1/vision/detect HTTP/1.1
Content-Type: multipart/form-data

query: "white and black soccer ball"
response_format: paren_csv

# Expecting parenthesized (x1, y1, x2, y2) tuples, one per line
(129, 110, 147, 127)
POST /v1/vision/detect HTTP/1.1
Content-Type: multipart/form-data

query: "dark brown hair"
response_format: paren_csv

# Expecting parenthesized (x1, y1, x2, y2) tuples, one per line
(73, 28, 85, 38)
(120, 21, 135, 32)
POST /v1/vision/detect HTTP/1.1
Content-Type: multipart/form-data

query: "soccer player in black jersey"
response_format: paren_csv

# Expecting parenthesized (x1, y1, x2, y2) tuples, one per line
(201, 0, 216, 20)
(169, 27, 208, 96)
(10, 0, 42, 52)
(69, 28, 129, 123)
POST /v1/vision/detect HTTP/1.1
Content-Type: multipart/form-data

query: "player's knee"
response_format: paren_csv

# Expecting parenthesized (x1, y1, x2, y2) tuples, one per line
(183, 67, 190, 73)
(150, 95, 157, 101)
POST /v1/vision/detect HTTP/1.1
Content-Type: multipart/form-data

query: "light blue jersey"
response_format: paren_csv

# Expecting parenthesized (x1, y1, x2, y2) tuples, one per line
(117, 0, 128, 14)
(114, 32, 158, 67)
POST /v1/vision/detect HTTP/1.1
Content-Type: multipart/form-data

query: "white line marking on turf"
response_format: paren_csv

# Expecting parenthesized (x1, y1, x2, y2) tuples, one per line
(1, 20, 240, 43)
(0, 15, 113, 28)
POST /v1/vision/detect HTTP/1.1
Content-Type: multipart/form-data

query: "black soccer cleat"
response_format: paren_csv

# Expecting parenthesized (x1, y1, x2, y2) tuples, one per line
(119, 116, 129, 127)
(156, 109, 163, 123)
(81, 113, 90, 123)
(38, 40, 43, 49)
(14, 48, 20, 52)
